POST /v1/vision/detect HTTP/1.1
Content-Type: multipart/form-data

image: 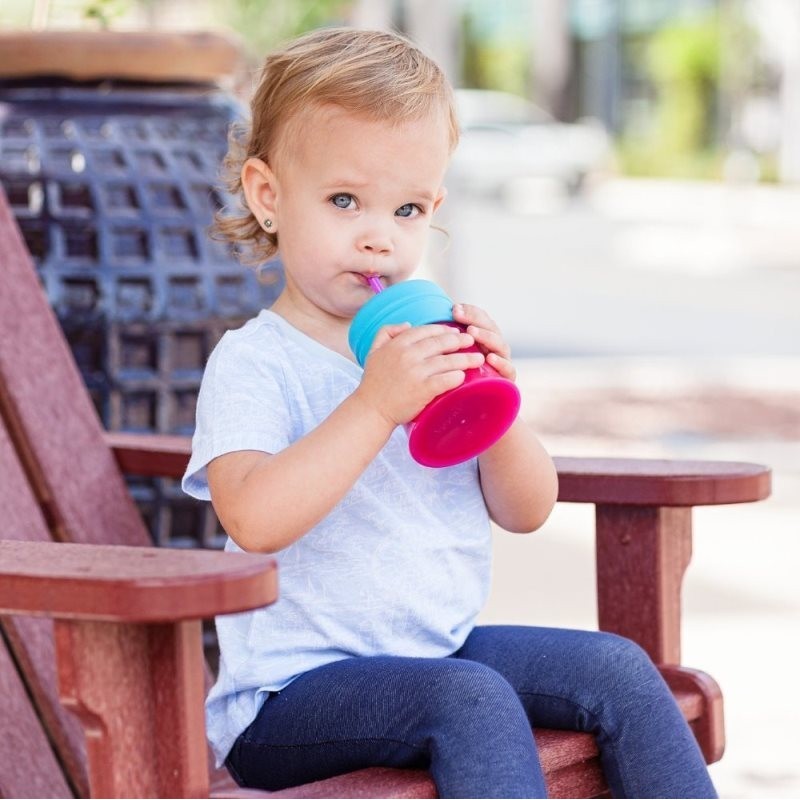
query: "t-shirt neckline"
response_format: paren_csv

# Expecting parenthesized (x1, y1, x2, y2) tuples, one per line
(258, 309, 363, 378)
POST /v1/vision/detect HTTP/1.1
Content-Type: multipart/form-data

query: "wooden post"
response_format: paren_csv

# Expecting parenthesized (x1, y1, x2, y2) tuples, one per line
(595, 504, 692, 665)
(660, 665, 725, 763)
(55, 618, 209, 799)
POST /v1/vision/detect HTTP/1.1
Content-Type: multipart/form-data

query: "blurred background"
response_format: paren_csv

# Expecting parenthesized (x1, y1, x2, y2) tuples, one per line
(1, 1, 798, 797)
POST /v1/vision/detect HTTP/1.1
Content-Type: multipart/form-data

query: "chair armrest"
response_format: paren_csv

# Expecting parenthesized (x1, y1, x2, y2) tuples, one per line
(105, 432, 773, 507)
(554, 456, 770, 506)
(555, 458, 770, 666)
(0, 540, 277, 621)
(0, 540, 277, 798)
(103, 432, 772, 662)
(555, 457, 768, 764)
(105, 431, 192, 480)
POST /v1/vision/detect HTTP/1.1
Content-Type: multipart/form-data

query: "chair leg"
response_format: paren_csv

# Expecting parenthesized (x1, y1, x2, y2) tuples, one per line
(595, 504, 692, 664)
(55, 618, 209, 798)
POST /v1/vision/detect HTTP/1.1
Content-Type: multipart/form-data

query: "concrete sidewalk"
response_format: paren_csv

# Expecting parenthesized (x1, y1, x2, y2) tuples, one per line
(477, 356, 800, 798)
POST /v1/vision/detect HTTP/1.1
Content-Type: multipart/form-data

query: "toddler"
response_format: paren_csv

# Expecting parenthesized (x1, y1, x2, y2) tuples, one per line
(183, 27, 717, 798)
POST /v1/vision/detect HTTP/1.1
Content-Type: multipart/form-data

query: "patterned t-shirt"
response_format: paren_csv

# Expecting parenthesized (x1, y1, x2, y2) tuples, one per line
(182, 310, 492, 766)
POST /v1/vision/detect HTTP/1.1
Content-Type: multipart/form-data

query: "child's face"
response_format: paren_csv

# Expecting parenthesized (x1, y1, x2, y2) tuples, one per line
(248, 105, 450, 324)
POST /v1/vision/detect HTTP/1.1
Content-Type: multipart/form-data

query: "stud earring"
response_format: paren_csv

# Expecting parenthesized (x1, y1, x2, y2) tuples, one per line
(263, 218, 273, 229)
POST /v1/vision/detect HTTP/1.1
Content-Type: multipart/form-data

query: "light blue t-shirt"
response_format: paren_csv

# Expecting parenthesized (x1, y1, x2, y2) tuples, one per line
(182, 310, 492, 767)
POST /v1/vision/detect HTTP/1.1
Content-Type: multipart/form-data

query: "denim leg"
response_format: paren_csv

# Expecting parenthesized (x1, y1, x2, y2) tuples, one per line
(454, 625, 718, 799)
(226, 654, 546, 798)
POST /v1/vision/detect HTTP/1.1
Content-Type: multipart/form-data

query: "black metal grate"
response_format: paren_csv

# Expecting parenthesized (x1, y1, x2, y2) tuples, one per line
(0, 79, 284, 556)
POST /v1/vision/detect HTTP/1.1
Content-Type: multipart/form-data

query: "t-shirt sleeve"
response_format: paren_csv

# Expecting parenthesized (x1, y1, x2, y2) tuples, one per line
(181, 333, 293, 501)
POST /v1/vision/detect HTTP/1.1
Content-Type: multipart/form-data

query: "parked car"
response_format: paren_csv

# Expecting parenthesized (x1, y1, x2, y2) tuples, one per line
(448, 89, 610, 198)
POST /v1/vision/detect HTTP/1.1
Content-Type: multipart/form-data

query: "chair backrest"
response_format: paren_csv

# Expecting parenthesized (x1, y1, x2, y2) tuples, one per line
(0, 185, 243, 798)
(0, 185, 154, 796)
(0, 187, 150, 550)
(0, 418, 83, 797)
(0, 184, 141, 795)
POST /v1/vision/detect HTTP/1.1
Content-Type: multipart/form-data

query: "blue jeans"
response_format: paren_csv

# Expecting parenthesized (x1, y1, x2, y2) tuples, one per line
(226, 625, 717, 798)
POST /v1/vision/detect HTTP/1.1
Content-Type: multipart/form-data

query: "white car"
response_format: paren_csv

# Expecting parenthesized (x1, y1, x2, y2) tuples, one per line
(449, 89, 610, 198)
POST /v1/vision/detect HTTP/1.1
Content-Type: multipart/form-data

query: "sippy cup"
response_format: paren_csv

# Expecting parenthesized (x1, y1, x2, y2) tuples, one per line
(348, 279, 520, 467)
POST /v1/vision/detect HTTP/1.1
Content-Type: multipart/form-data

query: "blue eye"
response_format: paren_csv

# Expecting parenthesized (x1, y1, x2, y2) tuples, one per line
(396, 203, 420, 218)
(331, 193, 354, 209)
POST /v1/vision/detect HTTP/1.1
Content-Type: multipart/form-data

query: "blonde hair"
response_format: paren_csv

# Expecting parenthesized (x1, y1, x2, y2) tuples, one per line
(213, 27, 459, 265)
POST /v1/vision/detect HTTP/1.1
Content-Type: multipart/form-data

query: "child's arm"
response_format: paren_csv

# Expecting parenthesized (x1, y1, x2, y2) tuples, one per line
(453, 304, 559, 533)
(207, 323, 483, 553)
(476, 417, 559, 532)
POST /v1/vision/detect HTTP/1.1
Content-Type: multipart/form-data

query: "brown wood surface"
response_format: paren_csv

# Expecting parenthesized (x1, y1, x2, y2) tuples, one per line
(596, 505, 692, 664)
(661, 665, 725, 764)
(0, 540, 278, 623)
(0, 418, 90, 796)
(106, 430, 194, 479)
(0, 191, 152, 550)
(104, 432, 772, 507)
(0, 638, 73, 799)
(555, 456, 771, 506)
(0, 31, 242, 82)
(56, 618, 209, 798)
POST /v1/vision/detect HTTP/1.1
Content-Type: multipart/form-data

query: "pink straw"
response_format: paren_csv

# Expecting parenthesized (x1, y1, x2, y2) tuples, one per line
(366, 275, 384, 293)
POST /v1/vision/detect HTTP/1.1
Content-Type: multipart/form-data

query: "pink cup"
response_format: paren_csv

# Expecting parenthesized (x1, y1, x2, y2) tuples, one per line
(406, 321, 521, 467)
(349, 281, 520, 468)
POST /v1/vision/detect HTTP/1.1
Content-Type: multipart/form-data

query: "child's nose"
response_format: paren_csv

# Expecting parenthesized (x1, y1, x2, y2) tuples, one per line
(357, 231, 393, 255)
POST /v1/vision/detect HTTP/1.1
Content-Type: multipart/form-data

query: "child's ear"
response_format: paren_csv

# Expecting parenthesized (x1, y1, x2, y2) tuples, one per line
(241, 157, 279, 231)
(432, 186, 448, 214)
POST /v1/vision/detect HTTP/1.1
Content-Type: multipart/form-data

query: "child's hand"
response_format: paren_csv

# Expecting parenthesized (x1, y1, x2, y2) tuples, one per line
(452, 303, 516, 383)
(355, 323, 485, 426)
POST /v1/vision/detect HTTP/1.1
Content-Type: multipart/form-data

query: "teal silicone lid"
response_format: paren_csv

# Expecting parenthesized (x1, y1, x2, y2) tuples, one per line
(348, 279, 454, 367)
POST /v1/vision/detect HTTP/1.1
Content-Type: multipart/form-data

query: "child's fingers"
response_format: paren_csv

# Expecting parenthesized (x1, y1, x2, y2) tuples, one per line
(466, 325, 511, 359)
(452, 302, 498, 333)
(425, 369, 468, 396)
(486, 352, 516, 382)
(376, 323, 466, 347)
(403, 323, 470, 345)
(425, 351, 485, 375)
(369, 322, 412, 351)
(384, 324, 475, 357)
(414, 328, 476, 358)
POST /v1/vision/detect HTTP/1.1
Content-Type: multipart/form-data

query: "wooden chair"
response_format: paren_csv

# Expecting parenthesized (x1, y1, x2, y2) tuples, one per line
(0, 186, 772, 798)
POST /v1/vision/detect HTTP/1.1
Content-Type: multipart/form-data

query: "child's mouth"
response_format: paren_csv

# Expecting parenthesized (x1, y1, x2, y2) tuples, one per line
(357, 273, 384, 289)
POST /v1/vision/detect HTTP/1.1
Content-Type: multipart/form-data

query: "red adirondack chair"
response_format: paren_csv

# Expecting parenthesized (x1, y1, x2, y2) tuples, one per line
(0, 185, 771, 798)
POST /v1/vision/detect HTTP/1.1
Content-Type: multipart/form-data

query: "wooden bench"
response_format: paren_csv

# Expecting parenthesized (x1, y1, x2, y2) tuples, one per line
(0, 185, 772, 798)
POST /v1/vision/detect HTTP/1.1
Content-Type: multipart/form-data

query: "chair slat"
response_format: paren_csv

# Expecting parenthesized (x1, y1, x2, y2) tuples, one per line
(0, 638, 74, 799)
(0, 190, 150, 549)
(0, 419, 90, 796)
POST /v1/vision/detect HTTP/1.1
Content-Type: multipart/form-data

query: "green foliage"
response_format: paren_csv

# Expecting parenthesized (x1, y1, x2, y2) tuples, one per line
(646, 14, 721, 157)
(647, 16, 721, 85)
(618, 8, 759, 180)
(213, 0, 348, 60)
(615, 140, 725, 180)
(83, 0, 131, 29)
(460, 6, 530, 96)
(463, 42, 529, 96)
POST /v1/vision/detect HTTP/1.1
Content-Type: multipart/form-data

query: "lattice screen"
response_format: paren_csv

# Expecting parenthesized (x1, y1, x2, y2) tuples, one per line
(0, 80, 284, 554)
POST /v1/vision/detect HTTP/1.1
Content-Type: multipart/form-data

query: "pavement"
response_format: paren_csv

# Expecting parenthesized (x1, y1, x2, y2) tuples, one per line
(437, 177, 800, 360)
(476, 356, 800, 798)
